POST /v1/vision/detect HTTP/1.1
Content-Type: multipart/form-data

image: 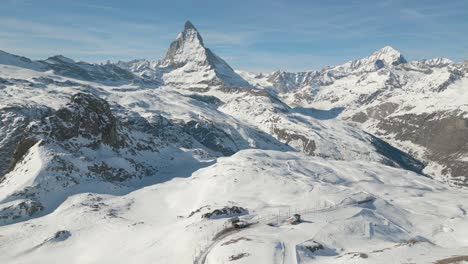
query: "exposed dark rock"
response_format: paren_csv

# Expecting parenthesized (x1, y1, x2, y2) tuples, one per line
(187, 94, 223, 107)
(0, 199, 43, 223)
(304, 241, 324, 253)
(0, 105, 53, 179)
(88, 162, 140, 182)
(228, 253, 250, 261)
(267, 71, 319, 93)
(38, 93, 124, 148)
(351, 112, 368, 123)
(365, 102, 399, 120)
(272, 127, 316, 155)
(296, 239, 338, 258)
(221, 237, 252, 246)
(7, 137, 39, 173)
(49, 230, 72, 242)
(182, 120, 238, 156)
(187, 205, 211, 218)
(67, 94, 116, 142)
(201, 206, 248, 219)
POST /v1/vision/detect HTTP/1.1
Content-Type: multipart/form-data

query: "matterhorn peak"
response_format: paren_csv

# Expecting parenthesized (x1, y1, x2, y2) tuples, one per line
(159, 21, 251, 88)
(181, 20, 204, 46)
(162, 21, 206, 67)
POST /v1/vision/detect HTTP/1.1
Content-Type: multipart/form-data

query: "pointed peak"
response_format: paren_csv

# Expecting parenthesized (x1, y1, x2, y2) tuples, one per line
(162, 21, 206, 66)
(184, 20, 197, 31)
(369, 46, 407, 66)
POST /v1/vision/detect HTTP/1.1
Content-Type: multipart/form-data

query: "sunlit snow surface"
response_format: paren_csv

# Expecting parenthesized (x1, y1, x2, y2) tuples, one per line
(1, 149, 467, 264)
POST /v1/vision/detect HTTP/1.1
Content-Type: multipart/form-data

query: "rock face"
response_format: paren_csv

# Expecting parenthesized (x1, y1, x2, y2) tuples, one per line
(201, 206, 248, 219)
(43, 93, 122, 148)
(7, 93, 125, 177)
(0, 105, 53, 180)
(267, 71, 319, 93)
(162, 21, 207, 68)
(182, 120, 239, 156)
(0, 199, 44, 223)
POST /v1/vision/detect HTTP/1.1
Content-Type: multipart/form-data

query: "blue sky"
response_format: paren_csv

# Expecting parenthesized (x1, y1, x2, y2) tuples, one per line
(1, 0, 467, 71)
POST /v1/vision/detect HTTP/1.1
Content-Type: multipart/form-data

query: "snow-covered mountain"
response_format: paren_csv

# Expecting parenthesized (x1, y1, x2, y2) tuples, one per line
(0, 21, 467, 264)
(118, 21, 250, 89)
(239, 46, 468, 186)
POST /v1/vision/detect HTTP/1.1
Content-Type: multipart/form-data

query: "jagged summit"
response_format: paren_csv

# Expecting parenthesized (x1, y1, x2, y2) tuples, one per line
(162, 21, 206, 67)
(184, 20, 197, 31)
(160, 21, 250, 88)
(330, 45, 407, 74)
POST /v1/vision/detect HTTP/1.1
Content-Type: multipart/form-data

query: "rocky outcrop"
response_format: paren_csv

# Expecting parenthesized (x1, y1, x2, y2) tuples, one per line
(272, 127, 316, 155)
(0, 105, 53, 180)
(0, 199, 44, 224)
(4, 94, 128, 179)
(267, 71, 319, 93)
(182, 120, 239, 156)
(201, 206, 248, 219)
(45, 93, 123, 148)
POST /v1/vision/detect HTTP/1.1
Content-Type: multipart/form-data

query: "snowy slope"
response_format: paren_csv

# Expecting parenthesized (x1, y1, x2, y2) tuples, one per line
(0, 149, 467, 264)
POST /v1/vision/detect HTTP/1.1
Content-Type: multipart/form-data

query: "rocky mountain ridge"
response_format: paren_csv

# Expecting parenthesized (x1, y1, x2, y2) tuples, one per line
(238, 46, 468, 186)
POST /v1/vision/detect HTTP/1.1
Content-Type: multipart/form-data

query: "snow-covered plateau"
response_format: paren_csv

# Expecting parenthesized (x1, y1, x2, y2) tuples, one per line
(0, 21, 467, 264)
